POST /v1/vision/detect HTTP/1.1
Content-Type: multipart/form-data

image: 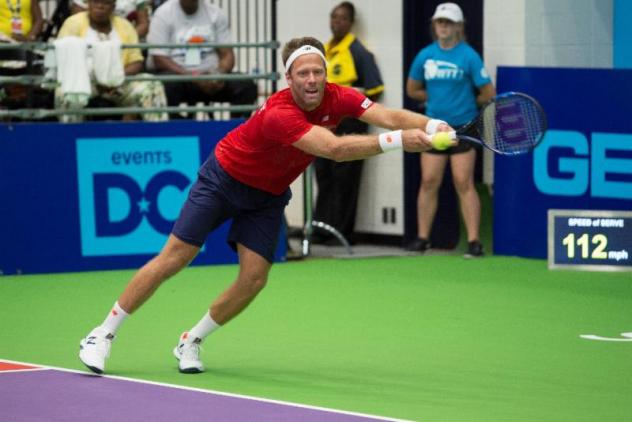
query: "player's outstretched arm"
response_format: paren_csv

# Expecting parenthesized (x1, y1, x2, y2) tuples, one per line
(359, 102, 430, 132)
(292, 124, 433, 162)
(360, 102, 456, 148)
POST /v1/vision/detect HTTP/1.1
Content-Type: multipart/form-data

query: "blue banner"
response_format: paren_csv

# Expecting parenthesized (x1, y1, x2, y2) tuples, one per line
(494, 67, 632, 258)
(0, 121, 287, 275)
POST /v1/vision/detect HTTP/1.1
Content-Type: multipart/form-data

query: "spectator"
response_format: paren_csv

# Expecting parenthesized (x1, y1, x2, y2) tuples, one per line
(147, 0, 257, 119)
(312, 1, 384, 245)
(71, 0, 149, 39)
(54, 0, 167, 122)
(0, 0, 45, 112)
(406, 2, 495, 257)
(0, 0, 43, 42)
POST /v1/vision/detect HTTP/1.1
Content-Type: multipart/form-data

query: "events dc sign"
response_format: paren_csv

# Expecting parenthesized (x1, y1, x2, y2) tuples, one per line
(76, 137, 198, 256)
(493, 67, 632, 258)
(0, 120, 286, 276)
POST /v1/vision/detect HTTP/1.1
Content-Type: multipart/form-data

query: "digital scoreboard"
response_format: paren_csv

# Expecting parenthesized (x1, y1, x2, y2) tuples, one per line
(548, 210, 632, 271)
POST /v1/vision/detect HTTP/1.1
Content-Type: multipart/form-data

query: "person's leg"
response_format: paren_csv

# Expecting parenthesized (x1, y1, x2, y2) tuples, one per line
(173, 244, 271, 373)
(313, 157, 336, 241)
(330, 159, 364, 241)
(450, 149, 482, 254)
(79, 235, 200, 374)
(210, 244, 272, 324)
(416, 153, 448, 242)
(118, 235, 201, 313)
(80, 159, 231, 374)
(54, 86, 86, 123)
(117, 78, 169, 122)
(174, 171, 289, 373)
(163, 80, 198, 119)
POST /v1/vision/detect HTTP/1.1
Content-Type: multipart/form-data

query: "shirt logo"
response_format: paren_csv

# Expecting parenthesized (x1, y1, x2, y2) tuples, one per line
(424, 59, 464, 80)
(361, 98, 372, 109)
(321, 115, 330, 122)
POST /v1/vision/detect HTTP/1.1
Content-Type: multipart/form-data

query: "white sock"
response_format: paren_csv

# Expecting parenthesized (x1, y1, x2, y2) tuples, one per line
(100, 301, 129, 335)
(188, 311, 220, 341)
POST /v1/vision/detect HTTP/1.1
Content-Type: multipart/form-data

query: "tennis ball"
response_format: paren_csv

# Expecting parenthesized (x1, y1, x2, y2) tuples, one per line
(432, 132, 454, 150)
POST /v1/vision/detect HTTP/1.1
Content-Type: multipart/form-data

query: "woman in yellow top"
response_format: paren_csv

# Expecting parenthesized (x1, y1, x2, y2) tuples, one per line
(0, 0, 43, 41)
(55, 0, 166, 122)
(312, 1, 384, 245)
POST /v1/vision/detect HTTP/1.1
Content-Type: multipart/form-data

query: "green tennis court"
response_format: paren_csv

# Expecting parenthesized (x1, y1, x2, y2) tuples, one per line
(1, 255, 630, 421)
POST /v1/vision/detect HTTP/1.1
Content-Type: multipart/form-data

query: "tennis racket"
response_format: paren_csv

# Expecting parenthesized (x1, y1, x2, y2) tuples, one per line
(447, 92, 547, 155)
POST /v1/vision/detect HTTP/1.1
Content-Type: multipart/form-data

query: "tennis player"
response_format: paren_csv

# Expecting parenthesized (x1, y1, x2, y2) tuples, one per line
(79, 36, 454, 374)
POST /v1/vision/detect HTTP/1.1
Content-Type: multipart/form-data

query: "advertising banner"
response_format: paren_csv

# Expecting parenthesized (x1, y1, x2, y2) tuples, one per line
(0, 121, 287, 275)
(494, 67, 632, 258)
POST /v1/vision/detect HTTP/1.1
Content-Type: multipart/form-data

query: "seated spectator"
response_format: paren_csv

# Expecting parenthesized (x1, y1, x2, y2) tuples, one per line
(54, 0, 167, 123)
(71, 0, 149, 39)
(147, 0, 257, 119)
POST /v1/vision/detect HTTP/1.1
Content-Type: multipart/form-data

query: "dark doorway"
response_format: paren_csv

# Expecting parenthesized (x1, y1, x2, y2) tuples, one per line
(402, 0, 485, 249)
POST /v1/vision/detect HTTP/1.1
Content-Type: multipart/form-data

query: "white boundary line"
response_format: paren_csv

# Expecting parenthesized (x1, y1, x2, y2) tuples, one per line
(0, 367, 49, 374)
(0, 358, 415, 422)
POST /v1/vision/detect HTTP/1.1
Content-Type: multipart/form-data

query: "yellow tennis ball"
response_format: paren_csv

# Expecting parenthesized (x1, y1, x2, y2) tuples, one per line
(432, 132, 454, 150)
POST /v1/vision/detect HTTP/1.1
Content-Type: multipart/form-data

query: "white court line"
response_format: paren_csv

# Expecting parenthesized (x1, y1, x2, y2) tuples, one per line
(0, 358, 414, 422)
(0, 367, 49, 374)
(579, 332, 632, 342)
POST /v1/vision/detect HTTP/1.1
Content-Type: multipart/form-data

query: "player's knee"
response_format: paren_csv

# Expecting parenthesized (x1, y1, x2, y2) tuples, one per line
(239, 273, 268, 294)
(154, 251, 192, 277)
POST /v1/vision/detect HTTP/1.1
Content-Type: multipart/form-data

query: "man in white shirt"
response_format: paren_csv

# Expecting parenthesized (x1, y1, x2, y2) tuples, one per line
(147, 0, 257, 118)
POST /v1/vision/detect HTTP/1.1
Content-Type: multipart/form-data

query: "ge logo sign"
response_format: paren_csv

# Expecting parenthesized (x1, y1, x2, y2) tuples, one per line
(533, 130, 632, 199)
(77, 137, 199, 256)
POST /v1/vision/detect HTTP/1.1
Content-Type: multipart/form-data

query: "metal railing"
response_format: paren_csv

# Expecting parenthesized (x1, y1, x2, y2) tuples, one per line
(0, 40, 279, 120)
(0, 0, 279, 121)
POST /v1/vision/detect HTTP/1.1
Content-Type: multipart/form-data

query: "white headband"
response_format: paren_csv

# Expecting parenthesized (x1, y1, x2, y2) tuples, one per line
(284, 45, 327, 71)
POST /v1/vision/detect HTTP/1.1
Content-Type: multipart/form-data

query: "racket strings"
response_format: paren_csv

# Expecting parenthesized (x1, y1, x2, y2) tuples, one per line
(477, 95, 546, 155)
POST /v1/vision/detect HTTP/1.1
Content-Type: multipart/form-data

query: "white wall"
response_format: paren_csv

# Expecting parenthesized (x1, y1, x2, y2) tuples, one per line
(277, 0, 404, 234)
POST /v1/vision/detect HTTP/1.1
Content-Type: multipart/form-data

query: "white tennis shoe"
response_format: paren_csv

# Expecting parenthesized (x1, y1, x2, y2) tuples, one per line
(79, 327, 114, 374)
(173, 332, 204, 374)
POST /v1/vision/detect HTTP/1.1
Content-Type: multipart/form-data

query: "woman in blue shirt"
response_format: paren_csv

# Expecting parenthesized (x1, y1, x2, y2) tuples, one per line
(406, 2, 495, 257)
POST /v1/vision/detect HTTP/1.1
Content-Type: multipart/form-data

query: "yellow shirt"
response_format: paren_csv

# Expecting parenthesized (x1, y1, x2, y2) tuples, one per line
(325, 33, 357, 87)
(0, 0, 34, 37)
(325, 33, 384, 98)
(57, 12, 143, 66)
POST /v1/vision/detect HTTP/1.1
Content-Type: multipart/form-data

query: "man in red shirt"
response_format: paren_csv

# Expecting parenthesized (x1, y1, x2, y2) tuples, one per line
(78, 36, 454, 375)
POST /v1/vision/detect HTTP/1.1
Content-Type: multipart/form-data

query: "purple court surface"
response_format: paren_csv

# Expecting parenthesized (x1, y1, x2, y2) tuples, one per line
(0, 360, 409, 422)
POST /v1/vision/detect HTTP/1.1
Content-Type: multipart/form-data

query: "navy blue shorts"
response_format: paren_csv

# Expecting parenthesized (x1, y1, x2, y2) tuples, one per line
(172, 153, 291, 263)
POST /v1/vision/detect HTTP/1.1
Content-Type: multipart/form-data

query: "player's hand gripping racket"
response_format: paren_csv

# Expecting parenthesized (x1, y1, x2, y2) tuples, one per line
(439, 92, 547, 155)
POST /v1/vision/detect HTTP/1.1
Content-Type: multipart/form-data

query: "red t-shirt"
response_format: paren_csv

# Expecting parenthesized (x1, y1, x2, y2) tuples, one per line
(215, 83, 373, 195)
